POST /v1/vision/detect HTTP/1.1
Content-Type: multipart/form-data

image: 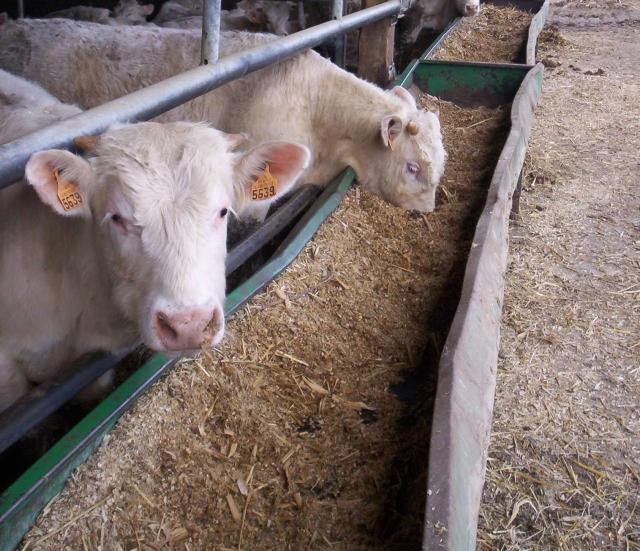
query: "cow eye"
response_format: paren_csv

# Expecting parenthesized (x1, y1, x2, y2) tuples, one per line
(407, 162, 421, 175)
(110, 213, 129, 233)
(220, 208, 228, 218)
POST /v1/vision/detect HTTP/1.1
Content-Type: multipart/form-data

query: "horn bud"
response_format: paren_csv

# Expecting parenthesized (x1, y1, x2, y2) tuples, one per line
(406, 121, 419, 135)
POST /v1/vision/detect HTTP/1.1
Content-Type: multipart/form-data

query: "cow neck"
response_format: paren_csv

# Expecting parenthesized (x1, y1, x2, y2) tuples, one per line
(306, 62, 398, 186)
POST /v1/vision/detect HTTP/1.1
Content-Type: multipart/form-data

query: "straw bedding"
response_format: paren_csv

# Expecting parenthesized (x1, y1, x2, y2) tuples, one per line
(433, 5, 534, 63)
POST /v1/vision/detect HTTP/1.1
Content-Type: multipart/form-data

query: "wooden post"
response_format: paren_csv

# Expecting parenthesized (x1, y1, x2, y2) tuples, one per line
(357, 0, 396, 86)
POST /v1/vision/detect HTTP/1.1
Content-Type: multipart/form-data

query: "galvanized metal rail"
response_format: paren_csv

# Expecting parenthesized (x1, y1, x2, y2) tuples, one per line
(0, 0, 404, 189)
(201, 0, 222, 65)
(0, 352, 129, 455)
(332, 0, 346, 66)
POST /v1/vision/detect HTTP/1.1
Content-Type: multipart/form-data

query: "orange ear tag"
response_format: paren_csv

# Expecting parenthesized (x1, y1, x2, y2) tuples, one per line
(54, 170, 83, 212)
(250, 164, 278, 201)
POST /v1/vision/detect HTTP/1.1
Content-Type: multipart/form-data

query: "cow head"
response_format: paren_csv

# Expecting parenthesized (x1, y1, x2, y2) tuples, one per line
(238, 0, 295, 35)
(25, 122, 309, 352)
(354, 86, 447, 213)
(113, 0, 155, 25)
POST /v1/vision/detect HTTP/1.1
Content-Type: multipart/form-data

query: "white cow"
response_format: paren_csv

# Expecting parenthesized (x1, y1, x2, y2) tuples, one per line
(0, 69, 310, 412)
(0, 21, 446, 220)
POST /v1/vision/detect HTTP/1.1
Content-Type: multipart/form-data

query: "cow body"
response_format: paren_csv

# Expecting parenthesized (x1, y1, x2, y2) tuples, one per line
(0, 69, 309, 412)
(0, 20, 446, 220)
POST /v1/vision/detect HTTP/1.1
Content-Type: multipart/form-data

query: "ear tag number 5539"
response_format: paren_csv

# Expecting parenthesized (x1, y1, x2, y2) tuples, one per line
(251, 164, 278, 201)
(54, 170, 83, 212)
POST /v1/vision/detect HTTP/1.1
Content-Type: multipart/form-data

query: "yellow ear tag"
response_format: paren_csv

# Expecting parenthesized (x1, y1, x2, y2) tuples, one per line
(250, 164, 278, 201)
(54, 170, 83, 212)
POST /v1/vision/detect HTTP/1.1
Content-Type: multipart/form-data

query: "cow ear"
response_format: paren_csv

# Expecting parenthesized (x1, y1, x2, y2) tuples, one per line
(235, 142, 310, 207)
(141, 3, 154, 16)
(25, 150, 93, 218)
(391, 86, 417, 108)
(380, 115, 404, 150)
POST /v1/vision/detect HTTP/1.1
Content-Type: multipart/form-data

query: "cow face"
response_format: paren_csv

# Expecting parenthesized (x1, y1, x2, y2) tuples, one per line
(358, 87, 447, 213)
(25, 122, 309, 352)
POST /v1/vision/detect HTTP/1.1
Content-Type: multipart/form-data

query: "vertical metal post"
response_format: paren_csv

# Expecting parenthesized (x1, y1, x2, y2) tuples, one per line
(201, 0, 222, 65)
(297, 0, 306, 30)
(17, 0, 24, 18)
(332, 0, 346, 67)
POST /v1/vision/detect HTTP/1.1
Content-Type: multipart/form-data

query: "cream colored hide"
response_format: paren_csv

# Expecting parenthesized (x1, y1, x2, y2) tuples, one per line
(111, 0, 155, 25)
(402, 0, 480, 44)
(46, 1, 154, 26)
(236, 0, 297, 35)
(154, 0, 203, 22)
(45, 6, 112, 24)
(157, 1, 296, 35)
(0, 70, 310, 413)
(152, 0, 199, 25)
(0, 21, 446, 221)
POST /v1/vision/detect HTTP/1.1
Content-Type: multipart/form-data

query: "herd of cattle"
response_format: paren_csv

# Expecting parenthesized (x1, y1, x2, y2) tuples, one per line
(0, 0, 479, 414)
(0, 0, 480, 37)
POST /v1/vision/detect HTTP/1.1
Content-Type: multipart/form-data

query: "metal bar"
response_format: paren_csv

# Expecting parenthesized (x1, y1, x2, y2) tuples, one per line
(226, 185, 321, 275)
(201, 0, 222, 65)
(297, 0, 306, 30)
(332, 0, 346, 67)
(16, 0, 24, 18)
(0, 351, 129, 456)
(0, 0, 402, 189)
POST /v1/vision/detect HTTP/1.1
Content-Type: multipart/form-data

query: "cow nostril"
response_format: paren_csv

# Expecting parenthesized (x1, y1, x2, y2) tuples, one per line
(204, 308, 222, 336)
(156, 312, 178, 343)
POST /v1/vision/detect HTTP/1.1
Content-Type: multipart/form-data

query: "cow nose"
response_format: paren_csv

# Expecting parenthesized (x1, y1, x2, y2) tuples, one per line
(465, 4, 479, 15)
(154, 308, 222, 351)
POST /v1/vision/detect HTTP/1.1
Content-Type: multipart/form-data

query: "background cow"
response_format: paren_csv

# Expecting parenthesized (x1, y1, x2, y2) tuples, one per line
(0, 21, 447, 221)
